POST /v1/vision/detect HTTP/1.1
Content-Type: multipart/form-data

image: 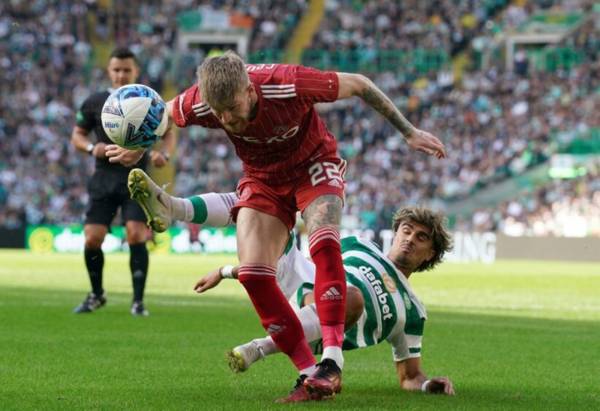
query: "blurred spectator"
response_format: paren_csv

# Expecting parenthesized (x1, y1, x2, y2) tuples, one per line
(1, 0, 598, 241)
(462, 159, 600, 237)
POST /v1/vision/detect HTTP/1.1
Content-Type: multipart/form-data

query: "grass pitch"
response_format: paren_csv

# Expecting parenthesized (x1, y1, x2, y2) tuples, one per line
(1, 250, 599, 410)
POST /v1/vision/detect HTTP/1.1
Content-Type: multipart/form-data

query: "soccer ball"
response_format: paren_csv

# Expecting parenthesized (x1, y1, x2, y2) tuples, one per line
(101, 84, 168, 149)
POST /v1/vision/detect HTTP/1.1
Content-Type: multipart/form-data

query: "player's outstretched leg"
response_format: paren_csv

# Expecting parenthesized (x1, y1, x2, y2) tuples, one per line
(127, 168, 173, 232)
(226, 340, 265, 373)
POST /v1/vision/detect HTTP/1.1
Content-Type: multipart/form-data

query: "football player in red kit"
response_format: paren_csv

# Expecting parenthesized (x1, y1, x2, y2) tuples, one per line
(107, 51, 446, 402)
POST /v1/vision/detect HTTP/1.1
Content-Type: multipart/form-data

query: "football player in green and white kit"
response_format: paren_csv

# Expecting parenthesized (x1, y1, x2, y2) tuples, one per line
(195, 207, 455, 400)
(124, 169, 455, 400)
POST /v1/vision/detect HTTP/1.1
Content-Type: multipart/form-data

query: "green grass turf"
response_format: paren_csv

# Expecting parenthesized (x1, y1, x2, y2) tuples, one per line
(1, 250, 599, 410)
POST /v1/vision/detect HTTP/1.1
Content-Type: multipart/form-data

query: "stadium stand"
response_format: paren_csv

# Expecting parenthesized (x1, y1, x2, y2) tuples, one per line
(0, 0, 598, 239)
(0, 0, 95, 228)
(459, 158, 599, 237)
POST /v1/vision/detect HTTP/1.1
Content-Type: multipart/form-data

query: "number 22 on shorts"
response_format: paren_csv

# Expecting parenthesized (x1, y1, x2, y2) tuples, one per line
(309, 161, 343, 186)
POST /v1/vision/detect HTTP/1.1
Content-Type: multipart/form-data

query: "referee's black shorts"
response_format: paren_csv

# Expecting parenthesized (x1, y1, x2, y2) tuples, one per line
(84, 169, 146, 227)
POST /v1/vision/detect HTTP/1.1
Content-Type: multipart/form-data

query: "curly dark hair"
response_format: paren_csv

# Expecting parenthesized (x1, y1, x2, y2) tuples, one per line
(391, 207, 453, 272)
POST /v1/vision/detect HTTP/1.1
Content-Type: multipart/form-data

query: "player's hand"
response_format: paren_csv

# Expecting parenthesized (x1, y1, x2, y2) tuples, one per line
(150, 150, 168, 168)
(405, 129, 446, 159)
(91, 142, 107, 158)
(425, 377, 455, 395)
(105, 144, 145, 167)
(194, 269, 223, 294)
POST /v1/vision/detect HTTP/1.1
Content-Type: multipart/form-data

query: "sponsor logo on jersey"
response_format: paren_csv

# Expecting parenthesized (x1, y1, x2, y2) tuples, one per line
(320, 286, 343, 301)
(232, 125, 300, 144)
(358, 265, 394, 321)
(246, 64, 276, 72)
(273, 125, 288, 135)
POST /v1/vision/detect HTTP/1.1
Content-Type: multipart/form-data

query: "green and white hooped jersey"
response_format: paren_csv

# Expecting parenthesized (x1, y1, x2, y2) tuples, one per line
(290, 236, 426, 362)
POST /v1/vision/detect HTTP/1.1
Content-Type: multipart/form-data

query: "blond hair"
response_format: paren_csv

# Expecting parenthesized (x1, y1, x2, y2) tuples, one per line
(196, 50, 249, 111)
(392, 207, 453, 272)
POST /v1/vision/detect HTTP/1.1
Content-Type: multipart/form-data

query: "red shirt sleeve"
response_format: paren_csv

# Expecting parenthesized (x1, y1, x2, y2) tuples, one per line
(172, 84, 222, 128)
(293, 66, 339, 104)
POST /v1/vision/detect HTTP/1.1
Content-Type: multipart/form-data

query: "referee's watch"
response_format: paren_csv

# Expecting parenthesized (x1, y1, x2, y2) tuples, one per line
(86, 143, 95, 155)
(161, 151, 170, 162)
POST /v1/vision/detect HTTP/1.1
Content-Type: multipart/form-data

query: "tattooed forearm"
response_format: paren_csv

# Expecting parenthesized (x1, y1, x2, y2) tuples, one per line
(302, 195, 343, 235)
(360, 81, 415, 137)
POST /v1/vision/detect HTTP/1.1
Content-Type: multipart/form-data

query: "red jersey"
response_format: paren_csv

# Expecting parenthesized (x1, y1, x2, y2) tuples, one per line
(172, 64, 340, 184)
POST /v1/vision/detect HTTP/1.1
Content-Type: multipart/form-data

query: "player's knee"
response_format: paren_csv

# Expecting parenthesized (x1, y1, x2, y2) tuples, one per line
(84, 225, 107, 249)
(85, 238, 103, 249)
(84, 232, 104, 249)
(125, 222, 148, 244)
(126, 231, 146, 244)
(344, 287, 364, 330)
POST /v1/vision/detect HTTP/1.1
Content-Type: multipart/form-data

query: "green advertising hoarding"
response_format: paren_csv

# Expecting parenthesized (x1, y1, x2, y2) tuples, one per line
(26, 225, 237, 254)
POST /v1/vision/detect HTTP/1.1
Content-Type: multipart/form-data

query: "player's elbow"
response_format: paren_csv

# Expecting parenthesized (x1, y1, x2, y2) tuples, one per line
(337, 73, 371, 99)
(349, 73, 371, 97)
(70, 127, 85, 146)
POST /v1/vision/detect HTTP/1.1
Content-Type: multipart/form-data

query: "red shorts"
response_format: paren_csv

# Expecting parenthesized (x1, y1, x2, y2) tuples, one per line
(231, 157, 347, 230)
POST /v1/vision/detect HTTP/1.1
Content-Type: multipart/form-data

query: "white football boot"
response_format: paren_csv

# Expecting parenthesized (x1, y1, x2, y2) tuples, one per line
(128, 168, 172, 232)
(226, 340, 266, 373)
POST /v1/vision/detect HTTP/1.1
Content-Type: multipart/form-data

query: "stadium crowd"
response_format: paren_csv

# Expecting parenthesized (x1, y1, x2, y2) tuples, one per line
(1, 0, 598, 238)
(0, 0, 95, 229)
(462, 159, 600, 237)
(311, 0, 508, 56)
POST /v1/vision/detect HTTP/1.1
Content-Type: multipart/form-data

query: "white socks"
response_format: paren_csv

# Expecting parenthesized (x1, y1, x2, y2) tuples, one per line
(322, 346, 344, 370)
(169, 197, 194, 222)
(242, 303, 345, 374)
(169, 192, 238, 225)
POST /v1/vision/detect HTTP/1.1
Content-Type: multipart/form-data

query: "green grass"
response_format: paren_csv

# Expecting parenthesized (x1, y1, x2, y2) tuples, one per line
(1, 250, 599, 410)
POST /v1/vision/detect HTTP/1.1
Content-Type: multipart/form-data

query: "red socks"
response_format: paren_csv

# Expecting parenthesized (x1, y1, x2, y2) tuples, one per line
(238, 264, 315, 371)
(309, 227, 346, 348)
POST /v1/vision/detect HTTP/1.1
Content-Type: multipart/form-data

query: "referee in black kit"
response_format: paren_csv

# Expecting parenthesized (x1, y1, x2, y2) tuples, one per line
(70, 47, 174, 316)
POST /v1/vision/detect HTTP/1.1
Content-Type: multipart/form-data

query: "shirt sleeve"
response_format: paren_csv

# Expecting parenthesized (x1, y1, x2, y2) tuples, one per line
(75, 97, 96, 131)
(172, 84, 221, 129)
(388, 321, 425, 362)
(293, 65, 339, 104)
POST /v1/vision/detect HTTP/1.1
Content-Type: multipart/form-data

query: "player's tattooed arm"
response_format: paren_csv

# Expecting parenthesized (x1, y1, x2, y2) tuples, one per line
(302, 194, 343, 235)
(360, 84, 416, 137)
(336, 73, 446, 158)
(337, 73, 415, 136)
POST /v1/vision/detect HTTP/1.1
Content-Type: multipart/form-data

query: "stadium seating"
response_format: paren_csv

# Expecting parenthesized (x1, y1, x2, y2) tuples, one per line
(0, 0, 598, 239)
(459, 158, 599, 237)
